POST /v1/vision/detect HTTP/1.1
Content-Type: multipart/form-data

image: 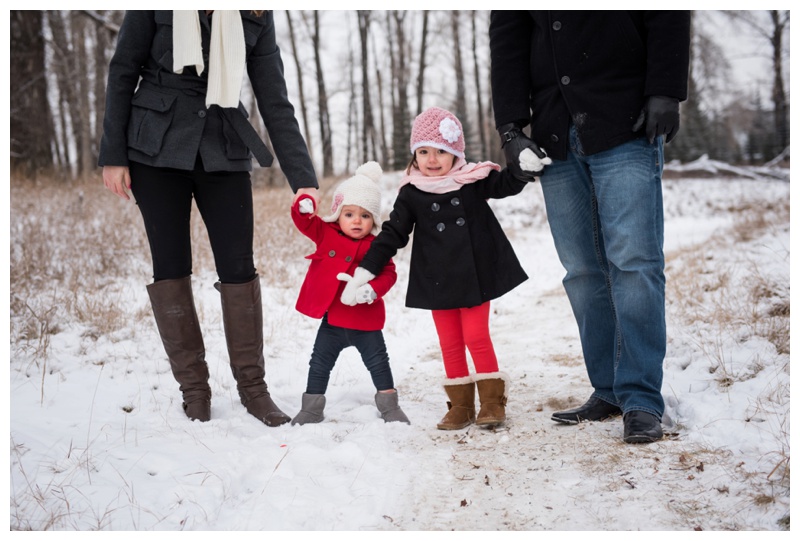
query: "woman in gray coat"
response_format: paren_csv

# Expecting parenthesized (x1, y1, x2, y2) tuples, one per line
(99, 10, 318, 426)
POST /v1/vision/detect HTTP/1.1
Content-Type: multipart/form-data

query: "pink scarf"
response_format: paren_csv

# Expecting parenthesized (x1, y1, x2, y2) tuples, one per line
(399, 157, 501, 194)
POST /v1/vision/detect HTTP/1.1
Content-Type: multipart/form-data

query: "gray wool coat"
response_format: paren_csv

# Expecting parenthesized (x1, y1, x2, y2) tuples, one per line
(98, 10, 317, 192)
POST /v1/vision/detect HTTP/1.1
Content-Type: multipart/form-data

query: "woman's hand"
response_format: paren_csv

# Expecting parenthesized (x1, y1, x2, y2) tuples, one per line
(293, 187, 319, 214)
(103, 166, 132, 200)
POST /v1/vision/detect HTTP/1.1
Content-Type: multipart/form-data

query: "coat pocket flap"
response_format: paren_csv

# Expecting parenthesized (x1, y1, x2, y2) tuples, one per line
(131, 89, 177, 112)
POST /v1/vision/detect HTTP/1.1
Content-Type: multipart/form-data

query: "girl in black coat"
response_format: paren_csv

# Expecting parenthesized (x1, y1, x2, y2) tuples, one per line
(341, 107, 534, 430)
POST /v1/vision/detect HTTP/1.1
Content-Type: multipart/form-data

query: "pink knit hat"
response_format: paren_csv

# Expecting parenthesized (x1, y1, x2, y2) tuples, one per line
(410, 107, 465, 159)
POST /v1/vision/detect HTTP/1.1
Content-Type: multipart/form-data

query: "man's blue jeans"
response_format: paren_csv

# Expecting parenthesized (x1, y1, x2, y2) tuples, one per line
(539, 126, 666, 418)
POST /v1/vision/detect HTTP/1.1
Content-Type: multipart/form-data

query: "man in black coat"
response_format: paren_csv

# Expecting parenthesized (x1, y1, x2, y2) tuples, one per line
(490, 11, 691, 443)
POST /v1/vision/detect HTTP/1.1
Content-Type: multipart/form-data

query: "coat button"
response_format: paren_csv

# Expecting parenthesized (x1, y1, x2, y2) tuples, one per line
(456, 217, 465, 226)
(328, 250, 336, 257)
(436, 223, 445, 232)
(560, 76, 570, 86)
(198, 110, 207, 118)
(552, 21, 562, 31)
(345, 256, 352, 262)
(550, 134, 559, 142)
(431, 202, 440, 211)
(450, 197, 460, 206)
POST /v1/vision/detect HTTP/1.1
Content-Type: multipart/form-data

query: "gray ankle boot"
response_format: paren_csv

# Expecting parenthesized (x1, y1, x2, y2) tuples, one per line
(375, 391, 410, 424)
(291, 393, 326, 426)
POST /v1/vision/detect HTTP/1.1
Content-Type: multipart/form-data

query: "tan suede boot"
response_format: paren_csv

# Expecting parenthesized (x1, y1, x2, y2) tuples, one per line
(436, 376, 476, 430)
(474, 372, 508, 427)
(216, 276, 290, 427)
(147, 277, 211, 422)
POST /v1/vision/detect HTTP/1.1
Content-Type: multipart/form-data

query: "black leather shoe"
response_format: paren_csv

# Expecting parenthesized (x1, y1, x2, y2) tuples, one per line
(623, 411, 663, 443)
(551, 396, 622, 424)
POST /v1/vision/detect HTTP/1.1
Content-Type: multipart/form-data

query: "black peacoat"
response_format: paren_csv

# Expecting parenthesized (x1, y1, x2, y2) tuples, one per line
(359, 169, 529, 311)
(98, 10, 317, 192)
(490, 11, 691, 161)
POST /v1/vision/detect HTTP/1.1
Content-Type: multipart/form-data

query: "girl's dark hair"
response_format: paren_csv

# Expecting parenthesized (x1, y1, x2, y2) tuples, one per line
(405, 154, 418, 175)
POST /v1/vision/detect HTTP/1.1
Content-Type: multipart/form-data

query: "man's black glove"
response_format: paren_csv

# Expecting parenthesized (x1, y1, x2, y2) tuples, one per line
(498, 123, 551, 182)
(633, 96, 680, 144)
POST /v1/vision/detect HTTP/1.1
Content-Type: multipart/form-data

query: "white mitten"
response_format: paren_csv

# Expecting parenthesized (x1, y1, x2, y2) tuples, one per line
(337, 268, 376, 306)
(519, 147, 552, 172)
(299, 198, 315, 214)
(355, 284, 377, 304)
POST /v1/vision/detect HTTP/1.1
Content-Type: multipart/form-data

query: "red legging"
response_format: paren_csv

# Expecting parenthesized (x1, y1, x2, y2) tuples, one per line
(431, 301, 499, 379)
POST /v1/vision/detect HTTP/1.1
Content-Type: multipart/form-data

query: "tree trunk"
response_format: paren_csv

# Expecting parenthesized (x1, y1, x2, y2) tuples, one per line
(769, 10, 789, 156)
(375, 59, 389, 168)
(357, 11, 379, 164)
(285, 11, 315, 166)
(470, 11, 488, 160)
(450, 12, 470, 157)
(389, 11, 411, 171)
(10, 10, 55, 177)
(308, 11, 333, 177)
(415, 10, 429, 116)
(92, 11, 111, 167)
(71, 12, 93, 177)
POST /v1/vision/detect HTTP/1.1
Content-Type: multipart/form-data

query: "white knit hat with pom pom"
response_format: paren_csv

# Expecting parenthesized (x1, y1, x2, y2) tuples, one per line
(322, 161, 383, 234)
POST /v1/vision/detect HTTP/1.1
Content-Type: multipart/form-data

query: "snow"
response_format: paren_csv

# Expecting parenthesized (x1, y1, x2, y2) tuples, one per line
(8, 159, 790, 531)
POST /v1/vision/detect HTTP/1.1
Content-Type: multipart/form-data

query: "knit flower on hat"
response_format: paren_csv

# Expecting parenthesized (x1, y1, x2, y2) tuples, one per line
(439, 118, 461, 144)
(331, 192, 344, 214)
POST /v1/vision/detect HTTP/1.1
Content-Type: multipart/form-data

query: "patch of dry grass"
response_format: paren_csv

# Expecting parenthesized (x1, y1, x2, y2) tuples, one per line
(9, 174, 338, 368)
(666, 196, 790, 384)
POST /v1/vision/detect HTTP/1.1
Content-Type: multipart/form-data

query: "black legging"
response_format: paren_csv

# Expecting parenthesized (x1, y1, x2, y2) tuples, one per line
(130, 159, 257, 284)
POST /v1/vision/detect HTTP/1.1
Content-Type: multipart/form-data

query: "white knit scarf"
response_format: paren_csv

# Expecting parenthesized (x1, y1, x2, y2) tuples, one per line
(173, 10, 245, 108)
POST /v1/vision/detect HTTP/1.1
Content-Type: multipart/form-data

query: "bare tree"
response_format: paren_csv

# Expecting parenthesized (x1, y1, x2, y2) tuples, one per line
(723, 10, 790, 159)
(345, 36, 358, 171)
(10, 10, 55, 176)
(470, 10, 488, 159)
(72, 13, 94, 176)
(450, 12, 472, 157)
(284, 11, 315, 165)
(415, 10, 430, 116)
(370, 30, 389, 165)
(302, 11, 333, 177)
(91, 11, 112, 163)
(388, 11, 411, 171)
(357, 11, 378, 164)
(46, 11, 94, 177)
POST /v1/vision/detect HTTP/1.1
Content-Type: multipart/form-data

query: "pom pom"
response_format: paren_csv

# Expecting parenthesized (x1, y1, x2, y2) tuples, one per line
(355, 161, 383, 182)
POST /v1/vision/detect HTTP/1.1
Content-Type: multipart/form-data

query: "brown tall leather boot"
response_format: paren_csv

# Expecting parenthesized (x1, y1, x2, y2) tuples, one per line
(436, 376, 476, 430)
(147, 277, 211, 422)
(474, 372, 508, 427)
(215, 276, 290, 427)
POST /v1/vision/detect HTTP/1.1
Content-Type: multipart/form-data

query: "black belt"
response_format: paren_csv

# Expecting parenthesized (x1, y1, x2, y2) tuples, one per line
(140, 79, 274, 167)
(220, 108, 274, 167)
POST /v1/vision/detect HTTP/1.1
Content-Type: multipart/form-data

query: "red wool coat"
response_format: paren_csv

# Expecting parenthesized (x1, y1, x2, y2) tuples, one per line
(292, 196, 397, 331)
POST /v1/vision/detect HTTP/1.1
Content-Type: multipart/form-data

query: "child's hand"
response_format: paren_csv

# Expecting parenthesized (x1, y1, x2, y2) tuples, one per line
(299, 198, 315, 214)
(519, 147, 552, 172)
(355, 284, 377, 304)
(337, 268, 376, 306)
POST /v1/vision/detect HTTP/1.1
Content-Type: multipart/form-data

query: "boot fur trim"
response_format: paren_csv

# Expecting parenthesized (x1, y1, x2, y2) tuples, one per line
(441, 374, 474, 387)
(473, 371, 509, 395)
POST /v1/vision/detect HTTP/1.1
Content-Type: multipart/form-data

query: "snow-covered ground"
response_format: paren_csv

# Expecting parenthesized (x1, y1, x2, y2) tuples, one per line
(8, 160, 790, 531)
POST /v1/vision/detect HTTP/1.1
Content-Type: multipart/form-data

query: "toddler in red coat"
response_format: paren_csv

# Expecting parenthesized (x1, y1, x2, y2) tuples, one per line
(290, 162, 409, 425)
